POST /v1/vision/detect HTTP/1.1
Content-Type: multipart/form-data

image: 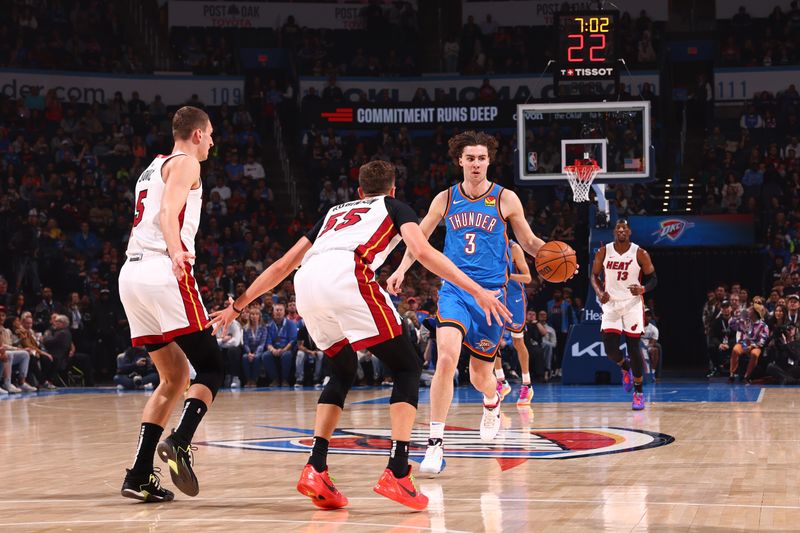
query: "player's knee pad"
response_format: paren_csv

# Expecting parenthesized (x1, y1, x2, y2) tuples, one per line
(318, 345, 357, 409)
(175, 328, 225, 399)
(602, 332, 623, 363)
(370, 335, 422, 408)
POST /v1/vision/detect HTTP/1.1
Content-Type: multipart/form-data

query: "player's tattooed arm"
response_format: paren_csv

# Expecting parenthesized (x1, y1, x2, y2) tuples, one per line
(590, 246, 610, 304)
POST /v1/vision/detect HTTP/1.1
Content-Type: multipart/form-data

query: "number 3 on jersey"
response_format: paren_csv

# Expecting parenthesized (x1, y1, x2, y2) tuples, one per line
(464, 232, 476, 254)
(318, 207, 370, 237)
(133, 190, 147, 227)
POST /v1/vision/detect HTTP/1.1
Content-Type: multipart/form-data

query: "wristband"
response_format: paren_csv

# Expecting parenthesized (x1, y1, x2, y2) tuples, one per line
(232, 301, 244, 314)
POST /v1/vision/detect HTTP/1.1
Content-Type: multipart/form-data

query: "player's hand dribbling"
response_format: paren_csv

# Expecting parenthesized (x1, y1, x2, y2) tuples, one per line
(627, 284, 644, 296)
(599, 291, 611, 304)
(209, 296, 239, 336)
(474, 288, 512, 326)
(386, 270, 404, 295)
(170, 251, 195, 280)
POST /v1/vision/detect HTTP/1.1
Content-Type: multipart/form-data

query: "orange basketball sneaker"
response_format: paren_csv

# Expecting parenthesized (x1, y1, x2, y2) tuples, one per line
(296, 464, 349, 509)
(373, 467, 429, 510)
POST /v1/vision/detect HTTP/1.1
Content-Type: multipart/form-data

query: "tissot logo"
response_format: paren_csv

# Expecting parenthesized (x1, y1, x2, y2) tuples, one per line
(321, 108, 354, 123)
(203, 426, 674, 464)
(562, 67, 615, 77)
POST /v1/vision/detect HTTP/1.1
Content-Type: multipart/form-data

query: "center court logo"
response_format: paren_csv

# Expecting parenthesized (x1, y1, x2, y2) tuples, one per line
(203, 426, 673, 461)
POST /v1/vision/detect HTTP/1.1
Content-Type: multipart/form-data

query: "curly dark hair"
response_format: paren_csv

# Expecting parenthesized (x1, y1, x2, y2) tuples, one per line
(447, 130, 499, 164)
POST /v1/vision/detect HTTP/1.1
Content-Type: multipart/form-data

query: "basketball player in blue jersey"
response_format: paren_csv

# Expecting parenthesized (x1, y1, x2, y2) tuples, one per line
(388, 131, 551, 475)
(494, 240, 534, 407)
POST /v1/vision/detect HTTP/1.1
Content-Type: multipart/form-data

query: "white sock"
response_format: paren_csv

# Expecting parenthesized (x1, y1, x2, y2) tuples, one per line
(429, 421, 445, 440)
(495, 368, 505, 381)
(483, 393, 499, 407)
(522, 372, 531, 385)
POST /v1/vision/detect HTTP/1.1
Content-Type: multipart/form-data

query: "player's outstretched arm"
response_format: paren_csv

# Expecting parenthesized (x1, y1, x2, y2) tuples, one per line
(508, 242, 532, 284)
(209, 237, 312, 335)
(161, 155, 201, 280)
(386, 190, 448, 295)
(399, 221, 511, 326)
(500, 189, 546, 258)
(590, 246, 609, 303)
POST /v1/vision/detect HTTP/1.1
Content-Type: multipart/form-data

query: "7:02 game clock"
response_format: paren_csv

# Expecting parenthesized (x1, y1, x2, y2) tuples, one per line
(555, 10, 619, 86)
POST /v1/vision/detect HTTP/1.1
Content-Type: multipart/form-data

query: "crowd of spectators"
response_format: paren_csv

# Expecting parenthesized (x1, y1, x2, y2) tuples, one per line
(702, 280, 799, 383)
(719, 3, 800, 67)
(697, 82, 800, 253)
(0, 0, 148, 73)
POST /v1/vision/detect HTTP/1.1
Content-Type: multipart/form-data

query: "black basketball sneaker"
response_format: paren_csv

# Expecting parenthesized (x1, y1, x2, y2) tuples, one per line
(121, 467, 174, 502)
(156, 433, 199, 497)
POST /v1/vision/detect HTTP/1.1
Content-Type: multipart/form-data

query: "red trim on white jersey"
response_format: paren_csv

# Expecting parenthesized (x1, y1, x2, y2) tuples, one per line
(324, 338, 350, 357)
(351, 254, 401, 351)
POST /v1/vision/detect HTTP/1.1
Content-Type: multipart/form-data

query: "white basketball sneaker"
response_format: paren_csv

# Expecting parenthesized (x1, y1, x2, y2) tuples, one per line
(419, 442, 444, 476)
(480, 402, 502, 441)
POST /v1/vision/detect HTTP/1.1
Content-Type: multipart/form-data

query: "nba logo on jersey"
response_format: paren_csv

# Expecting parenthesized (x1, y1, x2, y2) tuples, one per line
(527, 152, 538, 172)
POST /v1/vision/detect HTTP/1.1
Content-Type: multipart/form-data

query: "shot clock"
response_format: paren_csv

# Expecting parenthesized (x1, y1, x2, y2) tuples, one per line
(555, 11, 619, 86)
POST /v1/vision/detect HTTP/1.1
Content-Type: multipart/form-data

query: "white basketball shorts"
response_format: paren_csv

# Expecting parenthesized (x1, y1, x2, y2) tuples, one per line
(119, 254, 209, 346)
(295, 251, 402, 355)
(601, 296, 645, 337)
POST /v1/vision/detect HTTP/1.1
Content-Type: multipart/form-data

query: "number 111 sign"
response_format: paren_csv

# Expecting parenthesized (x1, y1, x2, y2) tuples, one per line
(555, 11, 619, 84)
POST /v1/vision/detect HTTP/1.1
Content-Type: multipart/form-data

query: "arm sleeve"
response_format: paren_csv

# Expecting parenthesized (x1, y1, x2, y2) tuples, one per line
(305, 217, 325, 243)
(384, 197, 419, 230)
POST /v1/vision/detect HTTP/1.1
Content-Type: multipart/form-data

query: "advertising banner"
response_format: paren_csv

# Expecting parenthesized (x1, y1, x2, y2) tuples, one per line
(714, 67, 800, 100)
(626, 215, 754, 248)
(0, 69, 245, 106)
(462, 1, 668, 26)
(301, 101, 517, 128)
(168, 1, 415, 29)
(300, 72, 659, 103)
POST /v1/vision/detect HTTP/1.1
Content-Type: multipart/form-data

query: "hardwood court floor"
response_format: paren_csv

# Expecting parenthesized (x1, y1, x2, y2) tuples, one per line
(1, 382, 799, 532)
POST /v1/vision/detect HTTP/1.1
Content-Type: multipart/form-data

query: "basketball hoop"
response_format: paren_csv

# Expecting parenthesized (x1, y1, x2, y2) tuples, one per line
(564, 157, 601, 203)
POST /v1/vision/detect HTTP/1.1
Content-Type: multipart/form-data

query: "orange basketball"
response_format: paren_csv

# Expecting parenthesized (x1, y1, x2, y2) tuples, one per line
(535, 240, 578, 283)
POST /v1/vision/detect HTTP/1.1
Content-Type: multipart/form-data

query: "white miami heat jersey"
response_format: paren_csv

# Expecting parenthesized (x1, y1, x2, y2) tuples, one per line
(603, 242, 642, 300)
(126, 152, 203, 259)
(303, 195, 418, 270)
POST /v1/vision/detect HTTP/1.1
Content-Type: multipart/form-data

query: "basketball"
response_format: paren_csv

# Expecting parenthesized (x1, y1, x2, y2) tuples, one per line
(535, 240, 578, 283)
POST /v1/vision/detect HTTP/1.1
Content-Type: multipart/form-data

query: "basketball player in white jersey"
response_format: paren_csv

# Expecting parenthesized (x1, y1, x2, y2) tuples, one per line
(209, 160, 509, 510)
(119, 106, 225, 502)
(590, 219, 657, 410)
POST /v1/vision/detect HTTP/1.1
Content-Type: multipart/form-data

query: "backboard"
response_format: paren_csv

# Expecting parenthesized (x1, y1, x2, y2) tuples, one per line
(516, 100, 652, 186)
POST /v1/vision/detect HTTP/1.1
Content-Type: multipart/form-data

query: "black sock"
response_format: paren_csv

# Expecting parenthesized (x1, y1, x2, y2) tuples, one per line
(634, 381, 643, 394)
(130, 422, 163, 476)
(173, 398, 208, 445)
(620, 360, 631, 372)
(388, 440, 410, 478)
(308, 436, 329, 472)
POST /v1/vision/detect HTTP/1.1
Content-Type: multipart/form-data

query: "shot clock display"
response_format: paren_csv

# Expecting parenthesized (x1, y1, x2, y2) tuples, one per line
(555, 11, 619, 84)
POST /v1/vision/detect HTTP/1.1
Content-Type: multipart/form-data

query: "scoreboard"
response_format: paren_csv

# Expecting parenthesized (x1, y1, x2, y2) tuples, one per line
(555, 11, 619, 86)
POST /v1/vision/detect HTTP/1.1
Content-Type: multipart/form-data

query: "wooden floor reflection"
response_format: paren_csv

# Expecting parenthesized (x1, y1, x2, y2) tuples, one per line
(1, 383, 799, 532)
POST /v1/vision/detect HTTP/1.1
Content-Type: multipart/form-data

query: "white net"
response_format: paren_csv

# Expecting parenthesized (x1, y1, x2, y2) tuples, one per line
(564, 163, 600, 202)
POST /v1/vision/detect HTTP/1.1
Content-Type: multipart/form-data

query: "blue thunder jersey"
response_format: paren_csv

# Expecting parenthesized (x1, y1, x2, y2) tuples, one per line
(442, 183, 509, 288)
(505, 240, 527, 333)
